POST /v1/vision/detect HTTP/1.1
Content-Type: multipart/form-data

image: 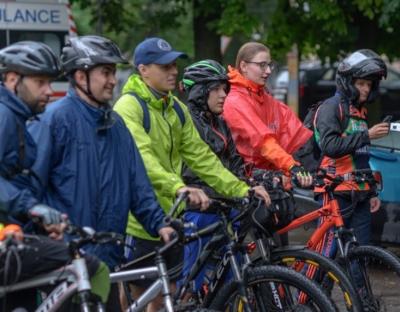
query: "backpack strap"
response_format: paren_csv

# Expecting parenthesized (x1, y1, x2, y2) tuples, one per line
(172, 101, 186, 127)
(128, 92, 185, 133)
(314, 100, 349, 132)
(129, 92, 151, 133)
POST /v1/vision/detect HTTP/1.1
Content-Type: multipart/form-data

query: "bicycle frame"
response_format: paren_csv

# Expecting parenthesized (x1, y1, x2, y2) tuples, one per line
(0, 258, 95, 312)
(276, 194, 345, 253)
(113, 241, 179, 312)
(174, 212, 252, 311)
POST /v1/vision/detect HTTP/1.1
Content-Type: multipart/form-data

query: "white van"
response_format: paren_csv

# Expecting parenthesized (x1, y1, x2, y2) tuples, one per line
(0, 0, 77, 99)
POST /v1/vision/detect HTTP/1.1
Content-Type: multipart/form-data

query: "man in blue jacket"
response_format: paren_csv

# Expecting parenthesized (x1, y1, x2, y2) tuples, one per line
(28, 36, 174, 308)
(0, 41, 110, 310)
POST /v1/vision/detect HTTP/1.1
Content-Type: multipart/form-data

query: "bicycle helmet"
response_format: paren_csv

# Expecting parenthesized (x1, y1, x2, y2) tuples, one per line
(61, 35, 128, 75)
(182, 59, 228, 91)
(182, 60, 229, 112)
(0, 41, 60, 77)
(336, 49, 387, 103)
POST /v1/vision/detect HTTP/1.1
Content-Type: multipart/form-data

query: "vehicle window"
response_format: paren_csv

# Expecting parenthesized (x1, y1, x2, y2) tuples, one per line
(276, 71, 289, 86)
(0, 31, 6, 49)
(371, 127, 400, 152)
(385, 68, 400, 82)
(321, 68, 335, 81)
(9, 30, 67, 56)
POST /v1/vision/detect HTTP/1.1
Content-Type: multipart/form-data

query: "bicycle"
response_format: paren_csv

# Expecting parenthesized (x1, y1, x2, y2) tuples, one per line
(243, 170, 363, 311)
(272, 169, 400, 311)
(0, 197, 211, 312)
(161, 194, 336, 312)
(0, 224, 121, 312)
(113, 192, 216, 312)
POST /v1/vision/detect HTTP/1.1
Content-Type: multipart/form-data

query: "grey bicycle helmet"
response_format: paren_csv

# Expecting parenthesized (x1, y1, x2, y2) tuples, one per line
(0, 41, 60, 77)
(336, 49, 387, 103)
(61, 35, 128, 75)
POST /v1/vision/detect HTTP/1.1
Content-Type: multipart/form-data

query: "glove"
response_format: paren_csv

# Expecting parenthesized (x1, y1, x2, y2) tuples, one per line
(290, 165, 312, 188)
(290, 165, 309, 176)
(28, 204, 64, 225)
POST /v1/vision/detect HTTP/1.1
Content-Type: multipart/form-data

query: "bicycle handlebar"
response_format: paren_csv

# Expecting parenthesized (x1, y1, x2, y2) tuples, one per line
(65, 223, 124, 254)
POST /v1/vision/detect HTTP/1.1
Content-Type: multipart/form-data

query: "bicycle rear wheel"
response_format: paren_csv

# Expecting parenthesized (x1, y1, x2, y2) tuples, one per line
(271, 248, 363, 311)
(209, 265, 336, 312)
(346, 245, 400, 312)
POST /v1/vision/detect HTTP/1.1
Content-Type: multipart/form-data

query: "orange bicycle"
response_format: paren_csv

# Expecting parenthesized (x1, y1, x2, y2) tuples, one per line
(274, 169, 400, 312)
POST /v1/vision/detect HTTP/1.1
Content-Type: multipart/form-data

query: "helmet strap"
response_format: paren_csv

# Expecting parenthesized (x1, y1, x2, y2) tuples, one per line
(72, 70, 108, 107)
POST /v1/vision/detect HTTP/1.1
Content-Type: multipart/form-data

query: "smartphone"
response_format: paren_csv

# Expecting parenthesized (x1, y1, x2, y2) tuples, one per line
(382, 115, 393, 123)
(390, 122, 400, 132)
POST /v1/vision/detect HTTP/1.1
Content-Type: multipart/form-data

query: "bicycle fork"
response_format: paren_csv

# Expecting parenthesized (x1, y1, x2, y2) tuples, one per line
(73, 257, 105, 312)
(227, 242, 254, 312)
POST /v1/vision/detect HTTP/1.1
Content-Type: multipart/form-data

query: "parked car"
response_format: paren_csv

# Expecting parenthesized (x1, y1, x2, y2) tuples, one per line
(370, 124, 400, 244)
(292, 125, 400, 245)
(269, 64, 400, 122)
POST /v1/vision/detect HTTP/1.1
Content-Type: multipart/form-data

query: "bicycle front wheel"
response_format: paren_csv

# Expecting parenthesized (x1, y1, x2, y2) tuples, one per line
(346, 245, 400, 312)
(209, 265, 336, 312)
(271, 248, 362, 311)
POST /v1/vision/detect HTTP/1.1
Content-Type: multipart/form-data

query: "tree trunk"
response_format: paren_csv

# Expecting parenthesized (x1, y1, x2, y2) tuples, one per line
(193, 0, 222, 62)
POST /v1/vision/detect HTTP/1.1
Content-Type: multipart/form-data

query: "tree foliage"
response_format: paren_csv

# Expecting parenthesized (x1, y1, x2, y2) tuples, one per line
(70, 0, 400, 64)
(267, 0, 400, 61)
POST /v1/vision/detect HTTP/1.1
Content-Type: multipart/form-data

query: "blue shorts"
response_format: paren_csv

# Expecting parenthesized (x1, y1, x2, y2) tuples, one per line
(179, 210, 239, 292)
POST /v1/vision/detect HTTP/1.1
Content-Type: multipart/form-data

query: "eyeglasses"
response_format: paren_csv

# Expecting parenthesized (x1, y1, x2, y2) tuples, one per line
(245, 61, 274, 71)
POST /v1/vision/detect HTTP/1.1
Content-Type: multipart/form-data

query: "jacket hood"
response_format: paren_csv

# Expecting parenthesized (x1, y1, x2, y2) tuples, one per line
(0, 83, 35, 120)
(228, 66, 265, 94)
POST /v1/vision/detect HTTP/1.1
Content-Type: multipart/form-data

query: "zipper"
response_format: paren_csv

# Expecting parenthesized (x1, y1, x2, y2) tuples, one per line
(211, 119, 228, 153)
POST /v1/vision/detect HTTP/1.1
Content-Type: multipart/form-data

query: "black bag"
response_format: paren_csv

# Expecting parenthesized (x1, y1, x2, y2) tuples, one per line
(294, 100, 348, 173)
(253, 188, 296, 231)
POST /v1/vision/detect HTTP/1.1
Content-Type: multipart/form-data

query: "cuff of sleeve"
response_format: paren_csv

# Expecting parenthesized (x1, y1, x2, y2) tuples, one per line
(362, 130, 371, 144)
(155, 218, 166, 236)
(171, 181, 186, 198)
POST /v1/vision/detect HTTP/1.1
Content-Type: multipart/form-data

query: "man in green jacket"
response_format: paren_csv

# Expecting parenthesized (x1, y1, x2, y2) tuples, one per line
(114, 37, 269, 311)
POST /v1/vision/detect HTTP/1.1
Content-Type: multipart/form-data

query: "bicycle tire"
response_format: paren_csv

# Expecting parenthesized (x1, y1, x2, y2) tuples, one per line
(345, 245, 400, 312)
(270, 248, 363, 311)
(209, 265, 336, 312)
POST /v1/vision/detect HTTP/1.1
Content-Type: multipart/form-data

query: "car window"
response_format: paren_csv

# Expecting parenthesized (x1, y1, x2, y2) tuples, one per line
(385, 68, 400, 82)
(275, 71, 289, 87)
(321, 68, 336, 81)
(371, 127, 400, 152)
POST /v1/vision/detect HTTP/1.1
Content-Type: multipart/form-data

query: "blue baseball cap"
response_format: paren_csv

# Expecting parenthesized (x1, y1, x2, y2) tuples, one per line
(134, 37, 187, 67)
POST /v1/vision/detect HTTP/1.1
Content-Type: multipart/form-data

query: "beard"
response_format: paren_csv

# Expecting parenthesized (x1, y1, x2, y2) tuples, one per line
(16, 80, 49, 114)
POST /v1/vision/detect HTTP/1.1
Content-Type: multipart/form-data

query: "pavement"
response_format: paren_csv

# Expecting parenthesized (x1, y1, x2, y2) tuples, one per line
(288, 226, 400, 311)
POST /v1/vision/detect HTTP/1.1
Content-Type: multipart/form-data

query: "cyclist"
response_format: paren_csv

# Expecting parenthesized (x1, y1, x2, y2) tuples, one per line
(223, 42, 313, 188)
(314, 50, 389, 271)
(27, 36, 173, 309)
(180, 59, 271, 293)
(114, 38, 270, 311)
(0, 41, 109, 310)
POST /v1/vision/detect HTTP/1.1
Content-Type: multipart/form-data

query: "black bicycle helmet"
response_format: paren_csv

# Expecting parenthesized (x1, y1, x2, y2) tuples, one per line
(0, 41, 60, 77)
(182, 60, 230, 113)
(182, 59, 228, 91)
(61, 35, 128, 75)
(336, 49, 387, 103)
